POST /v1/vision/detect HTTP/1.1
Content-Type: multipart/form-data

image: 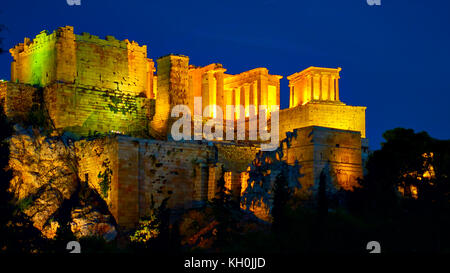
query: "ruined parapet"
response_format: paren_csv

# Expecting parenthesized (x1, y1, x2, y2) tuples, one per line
(10, 27, 76, 87)
(75, 32, 154, 96)
(7, 27, 157, 137)
(9, 26, 155, 97)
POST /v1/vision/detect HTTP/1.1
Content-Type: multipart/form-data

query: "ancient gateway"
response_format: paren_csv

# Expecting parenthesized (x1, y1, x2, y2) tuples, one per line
(0, 26, 368, 228)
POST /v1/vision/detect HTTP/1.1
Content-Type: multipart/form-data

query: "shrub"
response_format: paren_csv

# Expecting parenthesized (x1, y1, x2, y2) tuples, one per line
(129, 214, 160, 244)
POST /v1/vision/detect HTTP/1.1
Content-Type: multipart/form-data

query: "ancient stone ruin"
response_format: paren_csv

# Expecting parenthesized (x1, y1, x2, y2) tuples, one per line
(0, 26, 368, 238)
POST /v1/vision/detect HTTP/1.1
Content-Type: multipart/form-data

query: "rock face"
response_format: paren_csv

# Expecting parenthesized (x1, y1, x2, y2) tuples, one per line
(8, 127, 117, 241)
(8, 127, 78, 235)
(71, 206, 117, 242)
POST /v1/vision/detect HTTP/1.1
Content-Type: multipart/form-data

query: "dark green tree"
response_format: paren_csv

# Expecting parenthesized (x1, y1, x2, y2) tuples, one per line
(242, 143, 302, 232)
(210, 172, 240, 248)
(347, 128, 450, 252)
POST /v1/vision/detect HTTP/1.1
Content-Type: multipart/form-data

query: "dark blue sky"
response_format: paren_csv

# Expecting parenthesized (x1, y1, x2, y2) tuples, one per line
(1, 0, 449, 150)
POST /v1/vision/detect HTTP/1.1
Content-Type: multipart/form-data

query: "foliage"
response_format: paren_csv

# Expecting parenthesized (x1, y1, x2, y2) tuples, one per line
(16, 196, 34, 213)
(209, 173, 243, 248)
(130, 195, 170, 247)
(130, 214, 160, 244)
(97, 159, 113, 199)
(242, 143, 302, 215)
(349, 128, 450, 217)
(26, 104, 46, 127)
(104, 91, 138, 115)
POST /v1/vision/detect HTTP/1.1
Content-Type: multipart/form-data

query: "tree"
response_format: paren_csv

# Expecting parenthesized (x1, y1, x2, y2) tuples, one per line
(242, 144, 302, 230)
(130, 195, 170, 251)
(350, 127, 450, 219)
(210, 173, 239, 248)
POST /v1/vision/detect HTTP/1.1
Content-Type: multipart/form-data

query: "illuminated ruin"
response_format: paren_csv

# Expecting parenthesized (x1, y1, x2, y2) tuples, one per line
(1, 26, 368, 228)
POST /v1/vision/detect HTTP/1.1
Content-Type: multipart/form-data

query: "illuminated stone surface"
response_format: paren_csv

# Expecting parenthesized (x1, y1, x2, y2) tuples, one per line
(1, 27, 368, 227)
(282, 126, 364, 198)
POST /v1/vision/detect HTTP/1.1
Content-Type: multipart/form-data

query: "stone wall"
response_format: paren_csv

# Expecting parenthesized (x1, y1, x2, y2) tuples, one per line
(152, 55, 190, 136)
(0, 81, 37, 122)
(74, 135, 262, 228)
(282, 126, 363, 199)
(75, 137, 119, 219)
(75, 32, 154, 96)
(75, 136, 227, 228)
(44, 83, 153, 137)
(10, 26, 155, 97)
(279, 102, 366, 139)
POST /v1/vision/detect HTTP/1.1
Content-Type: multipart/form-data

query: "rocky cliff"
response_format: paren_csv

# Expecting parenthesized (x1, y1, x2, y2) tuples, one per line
(8, 126, 117, 241)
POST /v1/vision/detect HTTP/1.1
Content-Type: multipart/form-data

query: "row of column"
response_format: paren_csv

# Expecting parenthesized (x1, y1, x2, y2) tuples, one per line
(311, 74, 339, 101)
(227, 78, 279, 120)
(202, 69, 225, 118)
(290, 73, 340, 107)
(201, 72, 280, 120)
(197, 166, 243, 203)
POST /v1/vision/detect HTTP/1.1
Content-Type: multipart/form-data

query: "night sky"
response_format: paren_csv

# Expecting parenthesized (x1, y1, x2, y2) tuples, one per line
(0, 0, 449, 150)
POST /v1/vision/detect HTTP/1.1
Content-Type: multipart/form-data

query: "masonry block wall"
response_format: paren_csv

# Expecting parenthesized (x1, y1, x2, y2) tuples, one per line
(279, 102, 366, 140)
(8, 26, 156, 137)
(152, 55, 190, 136)
(74, 135, 263, 228)
(282, 126, 363, 199)
(44, 83, 153, 137)
(75, 136, 227, 228)
(0, 81, 36, 122)
(10, 26, 155, 96)
(75, 137, 119, 221)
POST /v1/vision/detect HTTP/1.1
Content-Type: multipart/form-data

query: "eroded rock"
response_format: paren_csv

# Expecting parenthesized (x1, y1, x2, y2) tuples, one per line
(8, 127, 117, 241)
(70, 206, 117, 242)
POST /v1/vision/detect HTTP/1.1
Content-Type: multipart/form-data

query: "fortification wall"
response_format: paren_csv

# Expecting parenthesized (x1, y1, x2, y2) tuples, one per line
(74, 135, 261, 228)
(0, 81, 37, 121)
(44, 83, 153, 137)
(279, 102, 366, 139)
(9, 26, 154, 97)
(75, 32, 153, 96)
(282, 126, 363, 199)
(152, 55, 190, 136)
(75, 137, 119, 222)
(10, 27, 76, 86)
(10, 30, 58, 86)
(76, 136, 223, 228)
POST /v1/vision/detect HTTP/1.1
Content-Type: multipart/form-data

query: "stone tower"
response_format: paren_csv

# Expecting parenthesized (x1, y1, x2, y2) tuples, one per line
(151, 55, 190, 137)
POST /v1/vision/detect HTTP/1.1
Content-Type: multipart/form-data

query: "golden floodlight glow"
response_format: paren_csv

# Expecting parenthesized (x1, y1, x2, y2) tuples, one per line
(287, 66, 341, 107)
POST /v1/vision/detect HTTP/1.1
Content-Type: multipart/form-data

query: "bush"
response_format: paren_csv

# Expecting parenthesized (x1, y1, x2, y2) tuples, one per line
(130, 214, 160, 244)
